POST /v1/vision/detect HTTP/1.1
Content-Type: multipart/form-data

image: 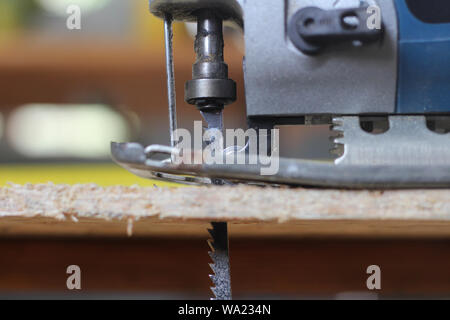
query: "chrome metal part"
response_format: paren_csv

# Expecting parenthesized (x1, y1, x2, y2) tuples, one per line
(113, 142, 211, 185)
(163, 14, 177, 149)
(333, 116, 450, 166)
(201, 110, 223, 132)
(111, 139, 450, 189)
(185, 9, 236, 111)
(149, 0, 243, 26)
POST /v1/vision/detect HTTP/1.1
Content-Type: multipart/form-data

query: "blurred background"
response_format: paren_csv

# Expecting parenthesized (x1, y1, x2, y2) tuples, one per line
(0, 0, 333, 187)
(1, 0, 448, 300)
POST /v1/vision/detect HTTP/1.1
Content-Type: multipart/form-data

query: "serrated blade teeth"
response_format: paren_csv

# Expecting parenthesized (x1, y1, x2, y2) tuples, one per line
(329, 145, 344, 156)
(328, 133, 343, 142)
(207, 228, 216, 240)
(207, 222, 231, 300)
(207, 238, 215, 251)
(330, 118, 345, 158)
(209, 273, 218, 283)
(209, 261, 219, 274)
(332, 116, 344, 126)
(210, 287, 221, 300)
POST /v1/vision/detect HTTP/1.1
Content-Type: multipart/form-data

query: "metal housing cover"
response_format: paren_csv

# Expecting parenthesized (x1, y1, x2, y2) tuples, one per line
(243, 0, 398, 118)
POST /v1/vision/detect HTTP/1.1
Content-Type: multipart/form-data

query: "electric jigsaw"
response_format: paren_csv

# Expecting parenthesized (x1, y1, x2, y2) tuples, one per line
(111, 0, 450, 299)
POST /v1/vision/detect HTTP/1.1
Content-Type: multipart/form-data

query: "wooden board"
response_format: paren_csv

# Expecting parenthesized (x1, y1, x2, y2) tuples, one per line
(1, 183, 450, 238)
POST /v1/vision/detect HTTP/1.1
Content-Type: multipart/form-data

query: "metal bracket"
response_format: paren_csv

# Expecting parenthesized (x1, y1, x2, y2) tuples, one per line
(288, 6, 383, 55)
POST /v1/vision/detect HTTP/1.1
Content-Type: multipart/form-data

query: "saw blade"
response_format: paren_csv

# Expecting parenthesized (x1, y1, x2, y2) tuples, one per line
(208, 222, 232, 300)
(200, 107, 232, 299)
